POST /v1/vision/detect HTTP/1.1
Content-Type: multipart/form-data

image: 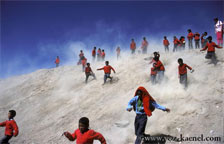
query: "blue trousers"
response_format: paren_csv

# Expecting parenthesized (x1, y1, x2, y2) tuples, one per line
(135, 114, 147, 144)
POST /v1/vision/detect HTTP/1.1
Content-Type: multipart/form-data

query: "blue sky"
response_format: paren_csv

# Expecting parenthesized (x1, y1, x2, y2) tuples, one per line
(1, 0, 223, 78)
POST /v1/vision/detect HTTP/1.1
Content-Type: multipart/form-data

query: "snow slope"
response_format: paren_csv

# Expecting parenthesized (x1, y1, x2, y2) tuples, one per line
(0, 49, 223, 144)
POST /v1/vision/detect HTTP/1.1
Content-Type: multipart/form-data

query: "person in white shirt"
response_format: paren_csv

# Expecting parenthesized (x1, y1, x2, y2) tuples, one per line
(214, 18, 223, 46)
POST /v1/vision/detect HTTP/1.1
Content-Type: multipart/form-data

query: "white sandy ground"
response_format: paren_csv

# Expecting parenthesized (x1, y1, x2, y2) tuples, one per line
(0, 48, 223, 144)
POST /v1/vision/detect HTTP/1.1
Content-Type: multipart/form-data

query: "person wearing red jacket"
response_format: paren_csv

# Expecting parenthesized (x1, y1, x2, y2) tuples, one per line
(130, 39, 136, 54)
(154, 57, 165, 82)
(163, 36, 169, 52)
(141, 37, 148, 54)
(126, 87, 170, 144)
(85, 63, 96, 83)
(101, 50, 105, 61)
(97, 61, 116, 84)
(63, 117, 106, 144)
(0, 110, 19, 144)
(187, 29, 194, 49)
(178, 58, 194, 88)
(200, 36, 223, 65)
(92, 47, 96, 62)
(116, 46, 121, 59)
(173, 36, 180, 52)
(55, 56, 60, 67)
(150, 63, 157, 85)
(194, 32, 200, 49)
(97, 48, 102, 61)
(81, 56, 87, 72)
(179, 36, 186, 50)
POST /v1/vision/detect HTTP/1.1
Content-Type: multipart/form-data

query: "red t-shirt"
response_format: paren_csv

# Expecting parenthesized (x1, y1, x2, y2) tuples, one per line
(0, 119, 19, 136)
(178, 64, 192, 75)
(70, 129, 106, 144)
(98, 65, 115, 74)
(163, 39, 169, 46)
(201, 42, 222, 52)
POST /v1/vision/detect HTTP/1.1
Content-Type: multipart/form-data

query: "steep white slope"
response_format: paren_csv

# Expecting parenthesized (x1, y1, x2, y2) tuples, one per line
(0, 49, 223, 144)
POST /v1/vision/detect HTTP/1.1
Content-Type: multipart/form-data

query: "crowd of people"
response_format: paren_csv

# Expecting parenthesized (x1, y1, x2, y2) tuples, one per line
(1, 18, 223, 144)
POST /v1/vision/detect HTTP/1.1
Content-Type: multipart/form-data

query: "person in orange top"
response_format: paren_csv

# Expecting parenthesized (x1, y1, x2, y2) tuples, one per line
(101, 49, 105, 61)
(81, 56, 87, 72)
(173, 36, 180, 52)
(130, 39, 136, 54)
(163, 36, 169, 52)
(200, 36, 222, 65)
(85, 63, 96, 83)
(0, 110, 19, 144)
(97, 61, 116, 84)
(179, 36, 186, 50)
(141, 37, 148, 54)
(187, 29, 194, 49)
(55, 56, 60, 67)
(63, 117, 106, 144)
(150, 63, 157, 85)
(154, 56, 165, 82)
(178, 58, 194, 88)
(116, 46, 121, 59)
(92, 47, 96, 62)
(194, 32, 200, 49)
(97, 48, 102, 61)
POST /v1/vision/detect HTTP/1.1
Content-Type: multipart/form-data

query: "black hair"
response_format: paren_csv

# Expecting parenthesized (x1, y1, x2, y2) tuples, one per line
(87, 63, 90, 65)
(79, 117, 89, 127)
(94, 47, 96, 49)
(178, 58, 183, 63)
(164, 36, 167, 39)
(188, 29, 192, 32)
(214, 18, 218, 22)
(207, 36, 212, 41)
(105, 61, 109, 65)
(9, 110, 16, 118)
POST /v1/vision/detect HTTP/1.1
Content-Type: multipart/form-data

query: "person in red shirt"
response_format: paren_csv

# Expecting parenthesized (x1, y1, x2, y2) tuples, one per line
(81, 56, 87, 72)
(150, 63, 157, 85)
(173, 36, 180, 52)
(63, 117, 106, 144)
(101, 50, 105, 61)
(163, 36, 169, 52)
(97, 48, 102, 61)
(179, 36, 186, 50)
(154, 57, 165, 83)
(130, 39, 136, 54)
(0, 110, 19, 144)
(55, 56, 60, 67)
(77, 50, 85, 65)
(97, 61, 116, 84)
(178, 58, 194, 88)
(141, 37, 148, 54)
(200, 36, 222, 65)
(187, 29, 194, 49)
(85, 63, 96, 83)
(92, 47, 96, 62)
(116, 46, 121, 59)
(194, 32, 200, 49)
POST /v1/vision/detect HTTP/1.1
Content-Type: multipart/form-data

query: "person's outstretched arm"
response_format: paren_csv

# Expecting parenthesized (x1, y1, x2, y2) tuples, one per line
(126, 97, 137, 112)
(92, 131, 107, 144)
(0, 121, 6, 127)
(151, 101, 170, 112)
(97, 67, 104, 71)
(63, 131, 76, 141)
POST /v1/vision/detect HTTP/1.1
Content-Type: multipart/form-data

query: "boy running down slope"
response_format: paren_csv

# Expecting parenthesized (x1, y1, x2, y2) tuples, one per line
(63, 117, 106, 144)
(97, 61, 116, 84)
(0, 110, 19, 144)
(126, 87, 170, 144)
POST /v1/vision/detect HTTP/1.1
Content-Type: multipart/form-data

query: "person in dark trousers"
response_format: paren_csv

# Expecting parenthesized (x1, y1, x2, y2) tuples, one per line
(126, 87, 170, 144)
(0, 110, 19, 144)
(130, 39, 136, 54)
(200, 36, 222, 65)
(97, 61, 116, 84)
(194, 32, 200, 49)
(187, 29, 194, 49)
(63, 117, 106, 144)
(55, 56, 60, 67)
(85, 63, 96, 83)
(163, 36, 169, 52)
(92, 47, 96, 62)
(178, 58, 194, 89)
(173, 36, 180, 52)
(154, 56, 165, 83)
(141, 37, 148, 54)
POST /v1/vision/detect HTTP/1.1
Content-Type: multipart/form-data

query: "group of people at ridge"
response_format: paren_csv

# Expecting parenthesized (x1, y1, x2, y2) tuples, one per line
(1, 18, 223, 144)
